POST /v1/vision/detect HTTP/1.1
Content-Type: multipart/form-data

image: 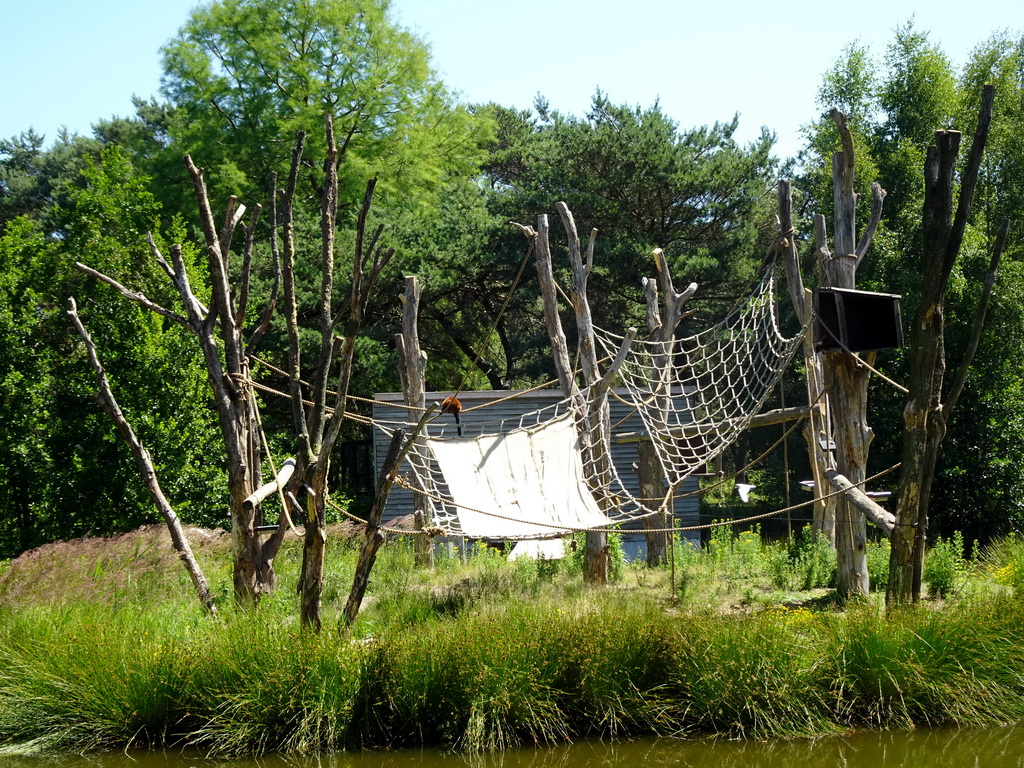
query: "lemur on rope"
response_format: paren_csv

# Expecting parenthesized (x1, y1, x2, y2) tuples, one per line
(441, 396, 463, 437)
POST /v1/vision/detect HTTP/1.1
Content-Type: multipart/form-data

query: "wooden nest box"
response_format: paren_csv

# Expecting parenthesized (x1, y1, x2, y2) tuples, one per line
(815, 288, 903, 353)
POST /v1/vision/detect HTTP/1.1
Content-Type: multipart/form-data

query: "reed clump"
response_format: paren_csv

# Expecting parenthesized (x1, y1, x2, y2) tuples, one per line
(1, 528, 1023, 755)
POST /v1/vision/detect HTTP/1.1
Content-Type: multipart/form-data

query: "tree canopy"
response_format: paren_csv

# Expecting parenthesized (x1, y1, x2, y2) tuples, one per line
(798, 24, 1024, 546)
(159, 0, 489, 210)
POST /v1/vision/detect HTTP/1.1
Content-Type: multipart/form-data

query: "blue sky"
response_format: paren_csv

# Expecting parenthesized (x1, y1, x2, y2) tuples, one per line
(1, 0, 1019, 160)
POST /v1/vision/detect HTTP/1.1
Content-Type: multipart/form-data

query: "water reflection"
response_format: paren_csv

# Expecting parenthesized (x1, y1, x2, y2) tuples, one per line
(5, 725, 1024, 768)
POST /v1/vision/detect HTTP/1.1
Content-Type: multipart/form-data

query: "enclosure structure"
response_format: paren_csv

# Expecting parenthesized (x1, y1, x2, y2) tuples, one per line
(371, 388, 702, 558)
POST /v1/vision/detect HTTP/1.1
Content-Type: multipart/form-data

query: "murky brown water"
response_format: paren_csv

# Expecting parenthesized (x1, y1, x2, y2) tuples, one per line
(5, 724, 1024, 768)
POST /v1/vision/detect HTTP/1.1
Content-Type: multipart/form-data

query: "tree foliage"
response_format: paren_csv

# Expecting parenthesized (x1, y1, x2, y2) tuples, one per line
(0, 148, 225, 558)
(799, 24, 1024, 545)
(390, 94, 781, 393)
(159, 0, 488, 210)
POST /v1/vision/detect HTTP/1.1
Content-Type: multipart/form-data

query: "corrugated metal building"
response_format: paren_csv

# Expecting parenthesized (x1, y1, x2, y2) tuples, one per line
(371, 388, 701, 559)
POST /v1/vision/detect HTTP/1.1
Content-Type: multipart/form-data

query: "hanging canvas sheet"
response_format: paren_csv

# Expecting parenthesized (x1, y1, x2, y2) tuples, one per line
(425, 411, 612, 539)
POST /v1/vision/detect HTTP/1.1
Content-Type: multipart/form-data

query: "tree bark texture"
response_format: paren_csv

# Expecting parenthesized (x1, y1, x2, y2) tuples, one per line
(522, 206, 635, 584)
(778, 181, 834, 541)
(341, 429, 404, 630)
(889, 85, 996, 605)
(342, 403, 437, 630)
(78, 156, 280, 607)
(637, 248, 696, 566)
(819, 109, 887, 599)
(286, 117, 396, 630)
(396, 275, 433, 567)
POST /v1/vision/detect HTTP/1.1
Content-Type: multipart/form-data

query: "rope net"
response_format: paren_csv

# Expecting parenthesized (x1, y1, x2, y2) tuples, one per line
(374, 265, 805, 539)
(594, 266, 804, 498)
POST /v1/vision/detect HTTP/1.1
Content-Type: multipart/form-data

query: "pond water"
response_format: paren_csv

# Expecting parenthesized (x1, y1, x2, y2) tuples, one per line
(6, 724, 1024, 768)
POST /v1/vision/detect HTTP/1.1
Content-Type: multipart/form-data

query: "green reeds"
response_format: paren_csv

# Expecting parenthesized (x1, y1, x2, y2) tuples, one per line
(2, 532, 1024, 755)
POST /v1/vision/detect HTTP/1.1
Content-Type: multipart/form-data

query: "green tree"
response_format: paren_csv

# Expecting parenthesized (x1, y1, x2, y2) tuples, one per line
(799, 25, 1024, 547)
(495, 94, 778, 318)
(159, 0, 487, 210)
(0, 148, 225, 558)
(395, 94, 782, 394)
(0, 130, 105, 236)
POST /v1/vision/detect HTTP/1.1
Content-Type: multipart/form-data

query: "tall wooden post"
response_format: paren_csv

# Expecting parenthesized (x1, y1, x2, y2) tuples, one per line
(778, 181, 835, 541)
(889, 86, 997, 604)
(818, 110, 886, 599)
(396, 275, 433, 567)
(638, 249, 696, 565)
(520, 205, 634, 584)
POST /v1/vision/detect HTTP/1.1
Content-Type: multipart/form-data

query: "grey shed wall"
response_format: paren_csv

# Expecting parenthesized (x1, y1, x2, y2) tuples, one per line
(371, 389, 701, 558)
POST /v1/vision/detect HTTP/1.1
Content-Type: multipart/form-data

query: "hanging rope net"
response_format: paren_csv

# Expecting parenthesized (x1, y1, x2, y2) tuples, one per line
(373, 264, 805, 539)
(593, 265, 805, 500)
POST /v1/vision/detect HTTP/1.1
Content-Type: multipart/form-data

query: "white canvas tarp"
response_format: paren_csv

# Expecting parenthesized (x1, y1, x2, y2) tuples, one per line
(426, 412, 612, 539)
(507, 538, 566, 561)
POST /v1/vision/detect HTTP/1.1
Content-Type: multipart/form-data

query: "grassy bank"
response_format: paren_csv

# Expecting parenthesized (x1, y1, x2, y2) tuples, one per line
(2, 527, 1024, 755)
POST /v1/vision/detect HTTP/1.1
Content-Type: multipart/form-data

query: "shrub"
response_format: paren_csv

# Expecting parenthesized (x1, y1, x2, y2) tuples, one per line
(866, 536, 891, 591)
(924, 532, 968, 598)
(793, 527, 836, 590)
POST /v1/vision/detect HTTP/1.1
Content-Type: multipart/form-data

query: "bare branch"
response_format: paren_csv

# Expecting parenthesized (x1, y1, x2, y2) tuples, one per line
(66, 297, 217, 614)
(510, 221, 536, 241)
(247, 173, 280, 354)
(830, 108, 855, 197)
(643, 276, 661, 335)
(854, 182, 887, 263)
(183, 156, 221, 254)
(361, 245, 396, 313)
(75, 262, 188, 327)
(776, 181, 805, 319)
(814, 213, 831, 268)
(168, 244, 209, 328)
(147, 233, 176, 283)
(236, 203, 263, 328)
(308, 114, 340, 446)
(649, 248, 697, 342)
(945, 217, 1010, 415)
(351, 178, 378, 324)
(281, 131, 312, 461)
(585, 228, 597, 276)
(944, 84, 996, 276)
(185, 155, 241, 371)
(595, 327, 637, 395)
(218, 195, 247, 264)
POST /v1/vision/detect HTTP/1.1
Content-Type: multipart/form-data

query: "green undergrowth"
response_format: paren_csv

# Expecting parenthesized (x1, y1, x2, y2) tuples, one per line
(1, 529, 1024, 756)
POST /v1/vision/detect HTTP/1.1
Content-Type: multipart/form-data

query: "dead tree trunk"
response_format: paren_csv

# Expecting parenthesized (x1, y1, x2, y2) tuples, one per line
(517, 206, 634, 584)
(818, 109, 887, 600)
(396, 275, 434, 567)
(77, 157, 286, 607)
(638, 249, 697, 566)
(342, 430, 404, 630)
(778, 181, 835, 540)
(341, 403, 437, 630)
(67, 299, 217, 614)
(278, 118, 395, 631)
(888, 86, 999, 605)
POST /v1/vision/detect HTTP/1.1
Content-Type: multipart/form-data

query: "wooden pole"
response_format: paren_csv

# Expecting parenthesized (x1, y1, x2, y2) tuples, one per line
(778, 181, 833, 540)
(819, 109, 887, 599)
(396, 275, 433, 567)
(638, 248, 697, 566)
(888, 86, 997, 605)
(67, 299, 217, 615)
(342, 403, 438, 630)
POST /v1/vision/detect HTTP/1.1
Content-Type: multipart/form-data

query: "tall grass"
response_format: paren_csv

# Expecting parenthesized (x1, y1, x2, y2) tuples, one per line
(1, 529, 1023, 755)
